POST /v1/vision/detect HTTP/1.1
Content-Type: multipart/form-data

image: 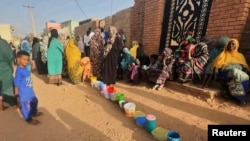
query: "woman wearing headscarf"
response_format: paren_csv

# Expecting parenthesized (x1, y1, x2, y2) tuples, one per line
(211, 39, 250, 106)
(149, 48, 175, 90)
(102, 26, 123, 85)
(201, 37, 230, 88)
(0, 37, 17, 110)
(127, 43, 150, 84)
(177, 41, 209, 83)
(32, 37, 47, 75)
(20, 36, 32, 71)
(129, 40, 139, 59)
(47, 29, 64, 85)
(89, 28, 105, 80)
(65, 37, 84, 84)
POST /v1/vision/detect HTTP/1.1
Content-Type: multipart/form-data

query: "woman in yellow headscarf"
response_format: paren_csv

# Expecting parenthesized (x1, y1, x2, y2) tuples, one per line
(129, 40, 139, 59)
(211, 39, 249, 71)
(211, 39, 249, 106)
(65, 37, 84, 84)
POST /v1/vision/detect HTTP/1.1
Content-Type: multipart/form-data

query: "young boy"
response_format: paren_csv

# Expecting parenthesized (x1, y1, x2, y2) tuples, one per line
(14, 51, 42, 125)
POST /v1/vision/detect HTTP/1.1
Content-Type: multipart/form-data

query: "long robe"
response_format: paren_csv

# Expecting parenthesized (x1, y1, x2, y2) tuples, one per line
(0, 38, 17, 106)
(102, 36, 123, 84)
(66, 39, 84, 84)
(32, 42, 47, 74)
(47, 38, 64, 75)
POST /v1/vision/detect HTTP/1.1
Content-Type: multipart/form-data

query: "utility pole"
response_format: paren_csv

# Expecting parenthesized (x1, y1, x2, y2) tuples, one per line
(23, 5, 37, 36)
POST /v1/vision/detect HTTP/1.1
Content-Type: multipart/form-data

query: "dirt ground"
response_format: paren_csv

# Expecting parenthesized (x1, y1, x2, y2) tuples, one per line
(0, 71, 250, 141)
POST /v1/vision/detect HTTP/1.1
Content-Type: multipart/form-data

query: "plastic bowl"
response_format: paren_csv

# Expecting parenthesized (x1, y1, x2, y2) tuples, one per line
(133, 111, 146, 119)
(151, 127, 168, 141)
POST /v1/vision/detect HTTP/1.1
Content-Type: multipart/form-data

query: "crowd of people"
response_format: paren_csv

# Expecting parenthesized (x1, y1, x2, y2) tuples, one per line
(0, 27, 250, 125)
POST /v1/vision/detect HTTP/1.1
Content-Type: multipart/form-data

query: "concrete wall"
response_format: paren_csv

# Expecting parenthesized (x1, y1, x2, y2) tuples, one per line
(74, 8, 131, 47)
(112, 7, 131, 48)
(0, 24, 12, 42)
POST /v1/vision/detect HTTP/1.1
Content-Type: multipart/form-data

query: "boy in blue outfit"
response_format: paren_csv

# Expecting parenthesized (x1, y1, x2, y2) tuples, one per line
(14, 51, 42, 125)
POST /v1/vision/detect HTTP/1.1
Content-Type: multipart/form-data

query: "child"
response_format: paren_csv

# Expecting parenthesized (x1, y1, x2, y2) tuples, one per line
(80, 54, 92, 82)
(14, 51, 42, 125)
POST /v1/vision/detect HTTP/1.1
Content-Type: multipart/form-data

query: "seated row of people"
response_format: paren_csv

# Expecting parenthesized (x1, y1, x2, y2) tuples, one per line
(119, 35, 249, 106)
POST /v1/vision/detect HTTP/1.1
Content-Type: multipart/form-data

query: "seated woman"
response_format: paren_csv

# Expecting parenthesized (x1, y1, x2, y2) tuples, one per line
(149, 48, 175, 90)
(141, 54, 159, 82)
(120, 47, 135, 79)
(177, 41, 210, 83)
(211, 39, 250, 106)
(128, 43, 150, 84)
(201, 37, 231, 88)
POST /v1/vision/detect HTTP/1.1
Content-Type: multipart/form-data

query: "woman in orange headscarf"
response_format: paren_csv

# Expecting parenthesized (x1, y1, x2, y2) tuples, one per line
(211, 39, 250, 106)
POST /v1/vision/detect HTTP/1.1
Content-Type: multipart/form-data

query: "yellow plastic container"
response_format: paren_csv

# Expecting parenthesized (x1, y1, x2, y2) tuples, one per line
(133, 111, 146, 119)
(151, 127, 168, 141)
(90, 76, 97, 82)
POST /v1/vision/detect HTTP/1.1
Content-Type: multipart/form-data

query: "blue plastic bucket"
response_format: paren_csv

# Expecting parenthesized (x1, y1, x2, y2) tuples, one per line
(136, 117, 147, 128)
(167, 131, 180, 141)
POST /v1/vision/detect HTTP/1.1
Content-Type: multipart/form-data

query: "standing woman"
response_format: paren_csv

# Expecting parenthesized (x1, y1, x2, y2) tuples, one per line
(65, 37, 84, 84)
(0, 37, 17, 110)
(47, 29, 64, 85)
(102, 26, 123, 85)
(89, 28, 105, 80)
(32, 37, 47, 74)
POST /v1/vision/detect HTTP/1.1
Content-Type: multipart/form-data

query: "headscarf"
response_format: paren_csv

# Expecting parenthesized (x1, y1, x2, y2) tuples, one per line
(109, 26, 117, 44)
(163, 47, 172, 56)
(211, 39, 250, 71)
(76, 35, 84, 53)
(201, 35, 217, 52)
(48, 29, 59, 48)
(217, 37, 230, 48)
(130, 40, 139, 59)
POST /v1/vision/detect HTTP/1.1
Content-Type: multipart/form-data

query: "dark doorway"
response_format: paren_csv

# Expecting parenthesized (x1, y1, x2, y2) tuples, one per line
(159, 0, 213, 53)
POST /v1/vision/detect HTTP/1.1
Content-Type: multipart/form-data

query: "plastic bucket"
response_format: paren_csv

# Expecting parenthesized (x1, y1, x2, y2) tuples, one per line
(107, 86, 115, 93)
(116, 93, 125, 101)
(167, 131, 180, 141)
(119, 100, 126, 109)
(136, 116, 147, 128)
(146, 114, 157, 133)
(123, 102, 136, 117)
(90, 76, 97, 82)
(102, 91, 109, 99)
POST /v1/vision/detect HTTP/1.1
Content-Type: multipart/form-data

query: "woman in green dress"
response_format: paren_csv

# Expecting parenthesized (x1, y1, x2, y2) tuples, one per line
(0, 37, 17, 110)
(47, 29, 64, 85)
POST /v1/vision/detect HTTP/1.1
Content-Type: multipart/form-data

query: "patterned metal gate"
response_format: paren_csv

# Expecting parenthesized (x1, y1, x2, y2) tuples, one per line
(159, 0, 213, 53)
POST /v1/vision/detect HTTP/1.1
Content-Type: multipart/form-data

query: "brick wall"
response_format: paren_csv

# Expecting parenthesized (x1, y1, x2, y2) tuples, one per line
(206, 0, 250, 63)
(142, 0, 166, 55)
(130, 0, 145, 45)
(130, 0, 166, 55)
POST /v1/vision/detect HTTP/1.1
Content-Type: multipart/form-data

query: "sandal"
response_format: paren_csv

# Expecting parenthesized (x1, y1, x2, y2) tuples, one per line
(27, 119, 40, 125)
(33, 112, 43, 117)
(152, 84, 159, 90)
(156, 84, 164, 90)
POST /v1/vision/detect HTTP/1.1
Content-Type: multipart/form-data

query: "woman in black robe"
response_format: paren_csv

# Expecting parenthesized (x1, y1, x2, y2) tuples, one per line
(102, 26, 123, 85)
(32, 37, 47, 75)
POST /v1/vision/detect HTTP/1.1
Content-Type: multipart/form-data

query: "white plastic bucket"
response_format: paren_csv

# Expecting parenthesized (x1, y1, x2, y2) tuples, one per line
(123, 102, 136, 117)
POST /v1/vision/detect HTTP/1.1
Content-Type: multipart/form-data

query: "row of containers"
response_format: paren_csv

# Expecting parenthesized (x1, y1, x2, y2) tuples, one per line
(90, 76, 181, 141)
